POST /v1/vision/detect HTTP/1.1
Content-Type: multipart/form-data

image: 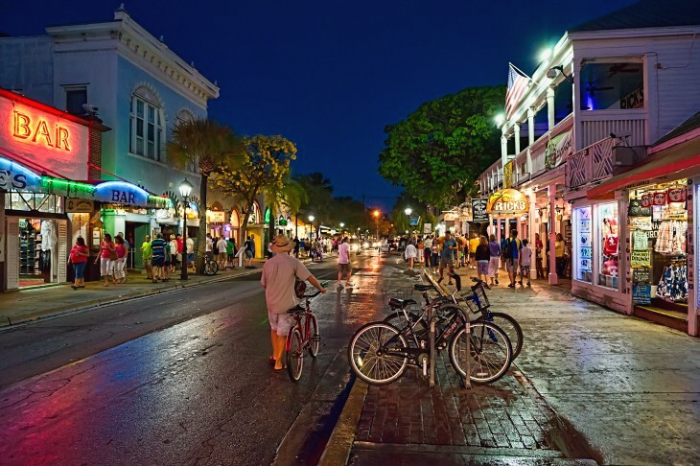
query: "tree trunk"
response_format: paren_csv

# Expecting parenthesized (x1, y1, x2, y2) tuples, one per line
(195, 174, 208, 274)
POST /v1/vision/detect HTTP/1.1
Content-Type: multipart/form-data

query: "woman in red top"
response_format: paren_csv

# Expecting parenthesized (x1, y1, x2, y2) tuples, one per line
(113, 235, 128, 284)
(96, 233, 116, 287)
(68, 237, 89, 290)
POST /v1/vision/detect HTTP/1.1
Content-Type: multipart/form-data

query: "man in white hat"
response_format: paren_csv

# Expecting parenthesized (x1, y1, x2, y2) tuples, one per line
(261, 234, 326, 372)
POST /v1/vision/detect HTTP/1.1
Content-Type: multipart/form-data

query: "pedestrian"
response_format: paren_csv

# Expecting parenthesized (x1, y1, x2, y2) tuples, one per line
(151, 233, 167, 282)
(113, 235, 128, 284)
(261, 234, 326, 372)
(163, 236, 172, 280)
(469, 233, 480, 269)
(488, 234, 501, 286)
(216, 236, 228, 268)
(117, 231, 130, 267)
(299, 238, 306, 257)
(205, 233, 214, 259)
(475, 235, 490, 283)
(535, 233, 544, 279)
(68, 237, 89, 290)
(555, 233, 567, 277)
(431, 237, 440, 274)
(405, 240, 417, 271)
(520, 239, 532, 286)
(504, 229, 522, 288)
(423, 235, 433, 268)
(438, 231, 458, 285)
(96, 233, 116, 287)
(293, 237, 300, 258)
(141, 235, 153, 280)
(416, 238, 424, 265)
(186, 235, 196, 272)
(226, 237, 235, 268)
(169, 235, 179, 273)
(337, 236, 352, 287)
(245, 235, 255, 267)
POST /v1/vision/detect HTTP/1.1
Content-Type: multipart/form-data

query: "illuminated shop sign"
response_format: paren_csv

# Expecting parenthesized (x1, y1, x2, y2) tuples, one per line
(12, 111, 72, 151)
(487, 189, 528, 215)
(0, 155, 42, 191)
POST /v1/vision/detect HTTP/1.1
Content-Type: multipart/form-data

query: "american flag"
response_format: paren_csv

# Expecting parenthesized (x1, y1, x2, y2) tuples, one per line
(505, 63, 531, 121)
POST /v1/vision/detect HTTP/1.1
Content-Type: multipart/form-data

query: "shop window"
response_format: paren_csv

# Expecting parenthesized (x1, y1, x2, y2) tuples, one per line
(597, 203, 619, 289)
(5, 193, 64, 213)
(130, 88, 164, 162)
(579, 62, 644, 111)
(574, 206, 592, 283)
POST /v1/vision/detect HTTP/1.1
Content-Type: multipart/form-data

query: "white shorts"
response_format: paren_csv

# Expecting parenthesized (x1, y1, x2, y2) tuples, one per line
(268, 309, 295, 337)
(488, 257, 500, 277)
(100, 258, 113, 276)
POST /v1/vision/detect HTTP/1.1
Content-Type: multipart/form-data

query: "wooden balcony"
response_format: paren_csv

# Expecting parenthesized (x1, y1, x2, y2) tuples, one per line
(566, 137, 619, 189)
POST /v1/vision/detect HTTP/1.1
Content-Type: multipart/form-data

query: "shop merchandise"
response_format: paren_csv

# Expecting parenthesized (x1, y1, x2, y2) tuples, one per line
(655, 220, 687, 255)
(656, 263, 688, 303)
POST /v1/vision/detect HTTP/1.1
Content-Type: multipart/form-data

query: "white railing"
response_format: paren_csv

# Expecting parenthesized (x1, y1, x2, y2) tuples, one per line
(579, 109, 647, 148)
(566, 137, 619, 189)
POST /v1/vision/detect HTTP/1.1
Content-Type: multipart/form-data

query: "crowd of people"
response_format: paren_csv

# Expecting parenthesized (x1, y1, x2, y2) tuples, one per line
(401, 229, 568, 288)
(291, 237, 339, 262)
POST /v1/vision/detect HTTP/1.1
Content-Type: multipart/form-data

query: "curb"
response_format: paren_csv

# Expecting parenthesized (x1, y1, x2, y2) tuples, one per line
(0, 267, 264, 329)
(318, 374, 368, 466)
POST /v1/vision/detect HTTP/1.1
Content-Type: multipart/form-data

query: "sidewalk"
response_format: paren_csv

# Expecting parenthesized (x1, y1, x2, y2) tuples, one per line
(323, 265, 700, 465)
(0, 262, 265, 328)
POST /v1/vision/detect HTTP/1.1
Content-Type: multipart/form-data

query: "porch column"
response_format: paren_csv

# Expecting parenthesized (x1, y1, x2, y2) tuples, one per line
(547, 87, 556, 131)
(514, 123, 521, 156)
(528, 191, 537, 280)
(496, 217, 502, 243)
(527, 108, 535, 173)
(548, 184, 558, 285)
(501, 135, 508, 166)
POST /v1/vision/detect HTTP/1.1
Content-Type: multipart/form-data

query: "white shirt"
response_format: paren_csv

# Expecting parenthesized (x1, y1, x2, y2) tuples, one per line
(338, 242, 350, 264)
(186, 238, 195, 254)
(169, 240, 178, 254)
(217, 239, 227, 252)
(205, 237, 213, 252)
(405, 244, 417, 259)
(424, 238, 433, 249)
(520, 246, 532, 267)
(261, 253, 312, 314)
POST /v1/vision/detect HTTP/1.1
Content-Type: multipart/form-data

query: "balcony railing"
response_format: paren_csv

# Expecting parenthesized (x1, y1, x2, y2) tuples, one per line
(566, 137, 619, 189)
(579, 109, 647, 148)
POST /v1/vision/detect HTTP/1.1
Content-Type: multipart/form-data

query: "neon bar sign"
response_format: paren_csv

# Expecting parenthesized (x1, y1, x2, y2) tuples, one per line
(12, 110, 72, 152)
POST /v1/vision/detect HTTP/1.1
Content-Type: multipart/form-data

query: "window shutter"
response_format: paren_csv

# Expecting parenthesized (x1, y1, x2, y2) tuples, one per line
(6, 217, 19, 290)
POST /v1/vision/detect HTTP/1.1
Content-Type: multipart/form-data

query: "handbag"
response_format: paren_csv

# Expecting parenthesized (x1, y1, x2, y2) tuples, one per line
(109, 250, 118, 261)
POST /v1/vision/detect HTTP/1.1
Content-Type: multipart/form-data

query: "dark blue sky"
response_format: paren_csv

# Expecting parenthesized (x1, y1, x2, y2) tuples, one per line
(3, 0, 637, 210)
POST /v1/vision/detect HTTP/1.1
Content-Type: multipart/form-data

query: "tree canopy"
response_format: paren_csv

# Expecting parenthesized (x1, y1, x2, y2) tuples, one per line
(378, 86, 505, 208)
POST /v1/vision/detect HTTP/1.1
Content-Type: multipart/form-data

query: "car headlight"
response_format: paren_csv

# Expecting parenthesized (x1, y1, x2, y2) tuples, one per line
(362, 242, 370, 249)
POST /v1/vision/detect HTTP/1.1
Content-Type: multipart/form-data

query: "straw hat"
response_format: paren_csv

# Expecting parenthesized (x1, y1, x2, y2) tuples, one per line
(271, 234, 294, 253)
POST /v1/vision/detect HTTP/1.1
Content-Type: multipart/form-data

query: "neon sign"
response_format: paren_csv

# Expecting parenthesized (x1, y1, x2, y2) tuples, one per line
(12, 111, 72, 152)
(0, 156, 42, 191)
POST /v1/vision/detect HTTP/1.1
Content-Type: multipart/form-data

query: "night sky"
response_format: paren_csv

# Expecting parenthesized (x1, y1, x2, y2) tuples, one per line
(3, 0, 638, 210)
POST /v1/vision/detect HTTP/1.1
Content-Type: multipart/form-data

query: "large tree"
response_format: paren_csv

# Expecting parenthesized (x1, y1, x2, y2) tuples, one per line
(167, 118, 244, 273)
(378, 86, 505, 208)
(210, 135, 297, 244)
(294, 172, 334, 235)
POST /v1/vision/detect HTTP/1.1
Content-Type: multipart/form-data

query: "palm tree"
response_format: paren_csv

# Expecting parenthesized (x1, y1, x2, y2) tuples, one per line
(265, 176, 308, 245)
(167, 118, 244, 273)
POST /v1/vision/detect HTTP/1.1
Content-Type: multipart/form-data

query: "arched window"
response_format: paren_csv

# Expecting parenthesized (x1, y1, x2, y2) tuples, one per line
(130, 86, 164, 161)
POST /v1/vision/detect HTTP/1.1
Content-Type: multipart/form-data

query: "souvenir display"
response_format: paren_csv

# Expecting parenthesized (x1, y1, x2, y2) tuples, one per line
(598, 203, 619, 288)
(574, 206, 592, 283)
(656, 264, 688, 303)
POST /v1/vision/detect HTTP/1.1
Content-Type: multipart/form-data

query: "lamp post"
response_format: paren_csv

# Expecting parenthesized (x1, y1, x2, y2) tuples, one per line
(308, 215, 315, 239)
(179, 178, 194, 281)
(404, 207, 412, 236)
(373, 210, 380, 241)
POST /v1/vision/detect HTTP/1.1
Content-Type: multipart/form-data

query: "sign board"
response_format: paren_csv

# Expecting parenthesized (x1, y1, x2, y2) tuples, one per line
(630, 250, 651, 267)
(628, 199, 651, 217)
(621, 87, 644, 110)
(632, 284, 652, 304)
(423, 223, 432, 234)
(633, 268, 650, 284)
(545, 130, 573, 169)
(409, 216, 420, 226)
(207, 210, 226, 223)
(66, 198, 94, 213)
(0, 156, 43, 192)
(503, 161, 514, 189)
(487, 189, 528, 216)
(472, 198, 489, 223)
(0, 93, 91, 180)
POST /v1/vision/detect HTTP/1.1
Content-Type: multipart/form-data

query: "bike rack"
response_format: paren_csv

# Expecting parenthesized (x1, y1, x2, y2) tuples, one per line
(421, 269, 471, 390)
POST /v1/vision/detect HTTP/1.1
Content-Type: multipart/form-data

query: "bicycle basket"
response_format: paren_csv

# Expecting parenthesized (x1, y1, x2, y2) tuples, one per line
(470, 282, 490, 310)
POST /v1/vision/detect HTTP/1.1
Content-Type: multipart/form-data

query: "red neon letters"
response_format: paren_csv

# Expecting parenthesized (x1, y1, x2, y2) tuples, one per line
(12, 110, 71, 151)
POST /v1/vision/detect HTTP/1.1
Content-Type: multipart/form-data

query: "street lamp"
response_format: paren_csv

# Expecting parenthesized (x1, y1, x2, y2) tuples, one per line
(179, 178, 194, 281)
(372, 209, 380, 241)
(308, 215, 315, 239)
(404, 207, 412, 216)
(339, 222, 345, 228)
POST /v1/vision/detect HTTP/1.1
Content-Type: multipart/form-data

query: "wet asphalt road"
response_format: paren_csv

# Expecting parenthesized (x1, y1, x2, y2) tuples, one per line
(0, 253, 409, 466)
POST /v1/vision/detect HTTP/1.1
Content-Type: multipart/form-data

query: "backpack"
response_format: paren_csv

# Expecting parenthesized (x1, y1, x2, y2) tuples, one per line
(503, 238, 517, 259)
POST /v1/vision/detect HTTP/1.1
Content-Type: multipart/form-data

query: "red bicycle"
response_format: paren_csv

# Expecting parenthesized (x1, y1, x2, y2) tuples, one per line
(285, 288, 324, 381)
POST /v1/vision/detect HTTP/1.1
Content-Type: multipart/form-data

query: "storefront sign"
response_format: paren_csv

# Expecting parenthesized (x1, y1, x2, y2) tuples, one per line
(472, 198, 489, 223)
(93, 181, 149, 205)
(632, 284, 652, 304)
(409, 216, 420, 226)
(628, 199, 651, 217)
(503, 161, 514, 189)
(66, 198, 94, 213)
(621, 87, 644, 110)
(0, 156, 43, 191)
(207, 210, 226, 223)
(423, 223, 432, 234)
(633, 268, 650, 284)
(631, 250, 651, 267)
(545, 130, 573, 169)
(487, 189, 528, 215)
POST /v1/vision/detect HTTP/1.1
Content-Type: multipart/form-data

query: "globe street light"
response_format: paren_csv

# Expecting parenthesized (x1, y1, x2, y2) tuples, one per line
(404, 207, 412, 216)
(372, 210, 380, 241)
(339, 222, 345, 228)
(179, 178, 194, 281)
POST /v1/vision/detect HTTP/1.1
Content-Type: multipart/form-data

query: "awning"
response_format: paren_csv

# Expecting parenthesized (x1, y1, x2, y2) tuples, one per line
(587, 149, 700, 200)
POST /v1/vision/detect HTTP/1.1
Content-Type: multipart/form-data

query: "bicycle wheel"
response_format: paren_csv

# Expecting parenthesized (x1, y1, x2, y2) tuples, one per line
(348, 322, 408, 385)
(476, 312, 523, 360)
(203, 260, 218, 276)
(286, 327, 304, 382)
(449, 322, 512, 384)
(308, 314, 320, 358)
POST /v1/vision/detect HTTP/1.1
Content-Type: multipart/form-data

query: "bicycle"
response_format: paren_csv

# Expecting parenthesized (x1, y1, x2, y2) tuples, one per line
(202, 255, 218, 276)
(384, 275, 523, 360)
(285, 285, 326, 382)
(348, 276, 512, 386)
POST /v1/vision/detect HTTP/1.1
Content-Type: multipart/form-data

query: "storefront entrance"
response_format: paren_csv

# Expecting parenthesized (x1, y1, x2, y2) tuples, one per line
(628, 181, 689, 330)
(7, 215, 67, 289)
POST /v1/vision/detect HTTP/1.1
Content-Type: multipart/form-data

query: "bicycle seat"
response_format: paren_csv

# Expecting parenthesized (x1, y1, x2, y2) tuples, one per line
(286, 305, 305, 315)
(413, 284, 433, 292)
(388, 298, 417, 309)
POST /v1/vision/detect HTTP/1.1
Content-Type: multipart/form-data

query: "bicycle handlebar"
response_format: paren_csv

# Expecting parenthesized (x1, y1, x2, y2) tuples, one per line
(471, 277, 491, 290)
(304, 290, 323, 299)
